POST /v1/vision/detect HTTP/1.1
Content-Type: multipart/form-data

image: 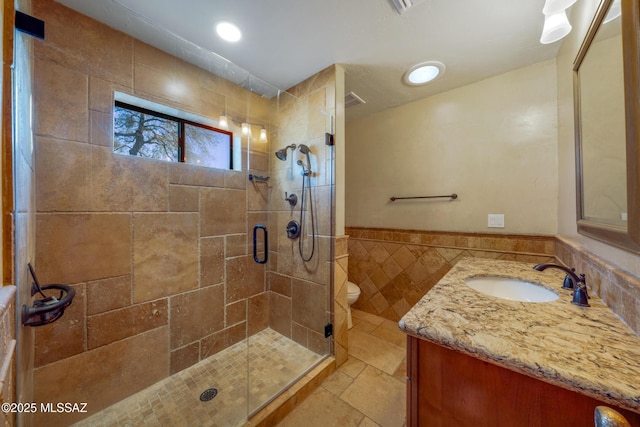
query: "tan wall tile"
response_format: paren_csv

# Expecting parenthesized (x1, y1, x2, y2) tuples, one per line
(201, 188, 246, 236)
(86, 147, 170, 212)
(89, 77, 131, 114)
(268, 272, 292, 297)
(225, 170, 247, 190)
(169, 285, 224, 349)
(133, 213, 198, 302)
(226, 256, 248, 304)
(248, 293, 269, 335)
(33, 328, 168, 427)
(33, 0, 133, 87)
(87, 299, 168, 349)
(226, 234, 247, 258)
(34, 283, 86, 367)
(36, 213, 132, 284)
(89, 110, 112, 147)
(170, 342, 200, 375)
(36, 137, 92, 212)
(292, 279, 326, 332)
(169, 185, 199, 212)
(133, 41, 202, 113)
(168, 162, 225, 187)
(246, 256, 266, 297)
(201, 237, 224, 287)
(226, 300, 246, 326)
(201, 323, 246, 359)
(33, 59, 88, 142)
(91, 147, 169, 212)
(86, 276, 132, 315)
(269, 292, 292, 338)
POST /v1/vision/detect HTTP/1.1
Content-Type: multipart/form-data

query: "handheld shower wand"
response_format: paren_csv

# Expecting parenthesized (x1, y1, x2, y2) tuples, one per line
(296, 144, 315, 262)
(296, 144, 312, 175)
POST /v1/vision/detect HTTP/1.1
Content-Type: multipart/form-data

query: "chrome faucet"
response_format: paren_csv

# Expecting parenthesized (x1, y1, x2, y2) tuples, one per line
(533, 263, 590, 307)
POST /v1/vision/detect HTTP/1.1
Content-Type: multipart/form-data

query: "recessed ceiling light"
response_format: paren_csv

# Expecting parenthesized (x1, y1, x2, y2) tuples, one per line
(216, 21, 241, 42)
(403, 61, 446, 86)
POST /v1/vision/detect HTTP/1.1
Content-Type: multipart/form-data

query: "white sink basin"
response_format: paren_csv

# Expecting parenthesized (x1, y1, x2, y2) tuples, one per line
(465, 277, 559, 303)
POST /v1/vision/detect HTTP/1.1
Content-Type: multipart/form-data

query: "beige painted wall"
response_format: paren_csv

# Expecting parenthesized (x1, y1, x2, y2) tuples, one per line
(346, 60, 558, 235)
(557, 0, 640, 277)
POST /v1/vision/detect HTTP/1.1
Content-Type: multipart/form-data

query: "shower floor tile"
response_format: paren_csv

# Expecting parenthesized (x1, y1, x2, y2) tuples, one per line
(73, 328, 324, 427)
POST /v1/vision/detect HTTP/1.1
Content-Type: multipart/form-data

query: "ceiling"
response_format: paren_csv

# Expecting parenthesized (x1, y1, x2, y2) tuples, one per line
(54, 0, 565, 121)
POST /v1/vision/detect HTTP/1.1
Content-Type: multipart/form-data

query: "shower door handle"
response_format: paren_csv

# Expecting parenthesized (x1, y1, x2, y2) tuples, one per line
(253, 224, 268, 264)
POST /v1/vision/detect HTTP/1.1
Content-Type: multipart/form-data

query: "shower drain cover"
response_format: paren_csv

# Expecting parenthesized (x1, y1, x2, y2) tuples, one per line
(200, 388, 218, 402)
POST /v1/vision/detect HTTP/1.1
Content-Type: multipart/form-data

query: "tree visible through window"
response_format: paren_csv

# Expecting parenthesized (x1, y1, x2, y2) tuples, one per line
(113, 101, 233, 169)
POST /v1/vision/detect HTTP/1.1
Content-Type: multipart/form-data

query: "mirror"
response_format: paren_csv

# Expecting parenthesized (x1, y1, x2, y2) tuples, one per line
(574, 0, 640, 253)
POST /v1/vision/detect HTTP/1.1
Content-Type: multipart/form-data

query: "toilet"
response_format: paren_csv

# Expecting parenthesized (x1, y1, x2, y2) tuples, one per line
(346, 281, 361, 329)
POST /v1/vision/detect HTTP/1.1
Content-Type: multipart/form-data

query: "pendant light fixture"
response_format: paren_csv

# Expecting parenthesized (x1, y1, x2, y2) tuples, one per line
(542, 0, 577, 15)
(218, 115, 229, 130)
(539, 0, 576, 44)
(540, 9, 572, 44)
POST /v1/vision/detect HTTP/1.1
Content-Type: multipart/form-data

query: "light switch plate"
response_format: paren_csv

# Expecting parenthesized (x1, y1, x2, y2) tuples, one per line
(488, 214, 505, 228)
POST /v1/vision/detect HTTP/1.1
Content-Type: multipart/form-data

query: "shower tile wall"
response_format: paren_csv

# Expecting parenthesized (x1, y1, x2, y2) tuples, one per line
(29, 1, 274, 425)
(266, 67, 337, 357)
(347, 227, 555, 321)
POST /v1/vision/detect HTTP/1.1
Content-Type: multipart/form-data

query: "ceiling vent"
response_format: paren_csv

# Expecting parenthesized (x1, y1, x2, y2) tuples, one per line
(345, 91, 366, 109)
(389, 0, 426, 14)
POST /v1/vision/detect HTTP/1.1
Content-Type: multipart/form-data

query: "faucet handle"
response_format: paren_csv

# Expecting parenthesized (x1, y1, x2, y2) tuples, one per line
(572, 275, 590, 307)
(562, 274, 575, 289)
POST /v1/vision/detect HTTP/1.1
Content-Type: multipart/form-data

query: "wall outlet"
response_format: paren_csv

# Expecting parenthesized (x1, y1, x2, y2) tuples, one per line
(621, 212, 628, 221)
(488, 214, 505, 228)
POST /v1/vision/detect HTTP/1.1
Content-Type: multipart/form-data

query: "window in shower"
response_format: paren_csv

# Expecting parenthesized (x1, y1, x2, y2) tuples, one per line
(113, 100, 233, 169)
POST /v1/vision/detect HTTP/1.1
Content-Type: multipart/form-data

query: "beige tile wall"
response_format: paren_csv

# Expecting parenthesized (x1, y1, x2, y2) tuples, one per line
(333, 236, 349, 367)
(266, 68, 337, 357)
(28, 2, 337, 425)
(346, 227, 555, 321)
(556, 236, 640, 335)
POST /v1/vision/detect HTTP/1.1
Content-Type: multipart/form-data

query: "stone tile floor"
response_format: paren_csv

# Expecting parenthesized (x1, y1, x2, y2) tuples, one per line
(72, 310, 406, 427)
(74, 328, 323, 426)
(276, 309, 407, 427)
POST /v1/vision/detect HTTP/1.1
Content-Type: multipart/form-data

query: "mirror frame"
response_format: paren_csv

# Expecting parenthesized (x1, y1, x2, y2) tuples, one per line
(573, 0, 640, 254)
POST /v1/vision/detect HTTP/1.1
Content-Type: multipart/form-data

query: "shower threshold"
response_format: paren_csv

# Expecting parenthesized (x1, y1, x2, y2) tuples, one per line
(72, 328, 325, 427)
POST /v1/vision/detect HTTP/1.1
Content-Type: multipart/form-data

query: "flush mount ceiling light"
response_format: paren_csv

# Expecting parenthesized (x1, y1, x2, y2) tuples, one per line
(540, 10, 572, 44)
(216, 21, 241, 42)
(542, 0, 577, 15)
(403, 61, 446, 86)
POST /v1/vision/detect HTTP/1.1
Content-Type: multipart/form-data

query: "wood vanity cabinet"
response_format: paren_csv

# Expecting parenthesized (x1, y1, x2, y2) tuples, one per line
(407, 336, 640, 427)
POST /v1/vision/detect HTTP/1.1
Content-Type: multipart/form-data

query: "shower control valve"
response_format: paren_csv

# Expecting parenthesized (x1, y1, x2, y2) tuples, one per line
(285, 192, 298, 207)
(286, 220, 301, 239)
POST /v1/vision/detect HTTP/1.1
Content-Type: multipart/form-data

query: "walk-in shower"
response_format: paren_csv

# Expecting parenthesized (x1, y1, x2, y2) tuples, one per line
(16, 3, 337, 424)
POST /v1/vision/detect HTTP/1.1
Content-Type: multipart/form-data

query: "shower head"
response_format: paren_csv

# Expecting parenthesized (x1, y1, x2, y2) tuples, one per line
(275, 144, 296, 161)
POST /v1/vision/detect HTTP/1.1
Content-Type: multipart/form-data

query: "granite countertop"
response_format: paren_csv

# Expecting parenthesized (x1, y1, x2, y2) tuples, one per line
(398, 257, 640, 413)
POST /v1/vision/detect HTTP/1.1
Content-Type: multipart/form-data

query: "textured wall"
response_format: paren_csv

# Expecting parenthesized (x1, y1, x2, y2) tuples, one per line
(346, 60, 558, 235)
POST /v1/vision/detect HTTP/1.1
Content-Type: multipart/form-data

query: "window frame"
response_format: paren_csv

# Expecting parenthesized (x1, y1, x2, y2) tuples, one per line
(114, 100, 234, 169)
